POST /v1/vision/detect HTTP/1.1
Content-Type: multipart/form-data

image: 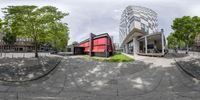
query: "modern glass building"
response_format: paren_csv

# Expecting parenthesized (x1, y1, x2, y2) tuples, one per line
(119, 6, 166, 56)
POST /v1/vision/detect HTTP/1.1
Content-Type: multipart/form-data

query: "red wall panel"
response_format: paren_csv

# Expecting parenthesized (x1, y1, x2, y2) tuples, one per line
(79, 35, 113, 53)
(92, 45, 105, 52)
(80, 42, 89, 47)
(93, 37, 106, 45)
(108, 39, 111, 45)
(84, 47, 89, 52)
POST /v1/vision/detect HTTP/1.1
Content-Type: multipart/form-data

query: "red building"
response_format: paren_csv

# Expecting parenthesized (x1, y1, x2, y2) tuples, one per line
(79, 33, 113, 57)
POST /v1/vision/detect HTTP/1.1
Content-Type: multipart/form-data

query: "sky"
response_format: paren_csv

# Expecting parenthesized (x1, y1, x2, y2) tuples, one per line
(0, 0, 200, 44)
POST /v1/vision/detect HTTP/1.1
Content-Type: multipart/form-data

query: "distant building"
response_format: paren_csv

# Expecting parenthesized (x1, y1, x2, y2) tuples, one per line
(196, 35, 200, 46)
(119, 5, 166, 56)
(193, 35, 200, 51)
(0, 38, 34, 52)
(113, 43, 122, 52)
(0, 37, 50, 52)
(66, 44, 85, 55)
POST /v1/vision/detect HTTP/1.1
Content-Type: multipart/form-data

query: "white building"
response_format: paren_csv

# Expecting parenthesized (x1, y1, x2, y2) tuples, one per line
(119, 6, 166, 56)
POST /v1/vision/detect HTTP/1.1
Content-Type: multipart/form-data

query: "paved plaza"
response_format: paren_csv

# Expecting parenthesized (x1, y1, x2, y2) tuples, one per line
(0, 57, 61, 82)
(0, 53, 199, 100)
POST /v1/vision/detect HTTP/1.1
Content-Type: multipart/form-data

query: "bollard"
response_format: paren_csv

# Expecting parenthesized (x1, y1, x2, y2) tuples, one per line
(12, 54, 13, 58)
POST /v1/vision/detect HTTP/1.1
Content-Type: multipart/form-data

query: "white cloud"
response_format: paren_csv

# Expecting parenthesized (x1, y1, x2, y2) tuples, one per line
(189, 5, 200, 16)
(0, 0, 200, 44)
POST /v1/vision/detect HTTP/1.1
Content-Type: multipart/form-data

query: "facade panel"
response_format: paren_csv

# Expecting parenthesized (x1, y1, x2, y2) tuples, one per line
(119, 6, 166, 56)
(119, 5, 158, 45)
(79, 33, 113, 57)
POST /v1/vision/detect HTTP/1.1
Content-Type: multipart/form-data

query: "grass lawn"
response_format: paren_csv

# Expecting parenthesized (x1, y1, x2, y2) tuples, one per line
(84, 53, 134, 62)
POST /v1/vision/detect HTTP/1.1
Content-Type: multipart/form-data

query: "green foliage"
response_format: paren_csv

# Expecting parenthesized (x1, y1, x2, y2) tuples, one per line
(2, 5, 69, 57)
(45, 22, 69, 51)
(109, 53, 134, 62)
(0, 18, 2, 29)
(167, 33, 185, 49)
(3, 33, 16, 45)
(72, 41, 79, 46)
(84, 53, 134, 62)
(167, 33, 177, 49)
(171, 16, 200, 53)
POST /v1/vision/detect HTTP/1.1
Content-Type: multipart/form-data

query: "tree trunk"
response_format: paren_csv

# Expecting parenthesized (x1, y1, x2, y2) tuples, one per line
(35, 42, 38, 58)
(0, 45, 2, 57)
(186, 44, 189, 54)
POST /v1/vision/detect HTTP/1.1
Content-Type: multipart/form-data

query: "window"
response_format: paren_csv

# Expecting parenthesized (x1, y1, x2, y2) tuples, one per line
(134, 16, 140, 22)
(145, 26, 149, 33)
(148, 23, 152, 29)
(129, 16, 135, 24)
(141, 23, 145, 31)
(127, 40, 133, 54)
(141, 23, 149, 33)
(141, 15, 148, 21)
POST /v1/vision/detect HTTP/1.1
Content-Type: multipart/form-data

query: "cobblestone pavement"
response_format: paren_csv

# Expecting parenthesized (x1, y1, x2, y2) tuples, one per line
(0, 54, 199, 100)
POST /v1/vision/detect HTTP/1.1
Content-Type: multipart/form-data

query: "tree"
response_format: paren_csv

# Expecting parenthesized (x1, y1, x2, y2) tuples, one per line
(0, 19, 1, 53)
(171, 16, 200, 54)
(72, 41, 79, 46)
(2, 5, 69, 57)
(167, 33, 178, 49)
(167, 33, 185, 50)
(1, 18, 17, 50)
(45, 22, 69, 51)
(0, 18, 2, 34)
(0, 19, 2, 56)
(0, 19, 2, 29)
(2, 32, 16, 46)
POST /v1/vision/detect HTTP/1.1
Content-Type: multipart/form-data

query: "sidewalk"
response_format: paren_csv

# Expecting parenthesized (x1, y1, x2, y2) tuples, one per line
(173, 53, 200, 79)
(0, 56, 61, 83)
(177, 50, 200, 57)
(122, 53, 149, 61)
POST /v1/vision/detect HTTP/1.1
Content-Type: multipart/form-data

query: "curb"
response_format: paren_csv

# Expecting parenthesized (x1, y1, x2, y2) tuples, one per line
(172, 54, 200, 80)
(0, 58, 62, 84)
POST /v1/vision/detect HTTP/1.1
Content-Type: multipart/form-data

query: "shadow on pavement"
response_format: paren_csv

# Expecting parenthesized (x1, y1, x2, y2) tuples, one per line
(1, 56, 200, 100)
(0, 57, 62, 84)
(175, 57, 200, 79)
(165, 53, 188, 59)
(63, 57, 200, 99)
